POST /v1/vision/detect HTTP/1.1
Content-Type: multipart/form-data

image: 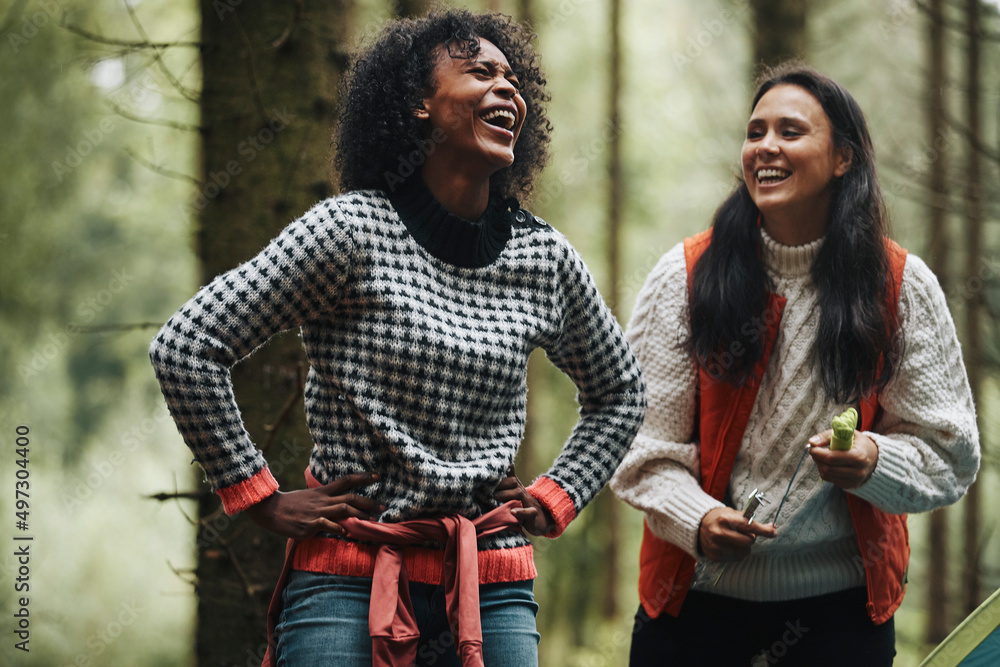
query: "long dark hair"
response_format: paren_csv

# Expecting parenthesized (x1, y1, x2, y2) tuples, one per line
(334, 9, 550, 202)
(689, 63, 901, 404)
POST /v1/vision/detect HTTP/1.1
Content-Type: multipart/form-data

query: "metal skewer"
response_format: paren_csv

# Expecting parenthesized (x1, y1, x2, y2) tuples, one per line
(769, 444, 811, 528)
(711, 443, 812, 588)
(712, 488, 768, 586)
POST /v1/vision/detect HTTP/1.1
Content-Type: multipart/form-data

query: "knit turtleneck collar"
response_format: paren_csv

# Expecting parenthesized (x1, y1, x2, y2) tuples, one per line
(759, 227, 823, 278)
(386, 176, 516, 269)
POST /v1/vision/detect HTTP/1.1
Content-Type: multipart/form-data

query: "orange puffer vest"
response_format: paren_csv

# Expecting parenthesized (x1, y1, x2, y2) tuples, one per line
(637, 229, 909, 625)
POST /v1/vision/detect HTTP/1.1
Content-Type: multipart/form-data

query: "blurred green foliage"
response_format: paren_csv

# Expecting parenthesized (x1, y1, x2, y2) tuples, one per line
(0, 0, 997, 665)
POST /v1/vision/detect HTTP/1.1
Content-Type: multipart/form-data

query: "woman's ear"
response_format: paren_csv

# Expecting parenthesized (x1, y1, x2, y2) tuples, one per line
(834, 147, 853, 177)
(414, 89, 434, 120)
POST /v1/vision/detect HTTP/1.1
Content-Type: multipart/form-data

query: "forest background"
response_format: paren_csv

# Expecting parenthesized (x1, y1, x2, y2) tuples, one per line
(1, 0, 998, 665)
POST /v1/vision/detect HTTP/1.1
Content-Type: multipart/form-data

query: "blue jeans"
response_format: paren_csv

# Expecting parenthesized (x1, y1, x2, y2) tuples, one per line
(274, 571, 540, 666)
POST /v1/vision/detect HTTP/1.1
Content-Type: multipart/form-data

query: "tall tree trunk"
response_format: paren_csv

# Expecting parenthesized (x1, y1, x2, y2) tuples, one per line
(393, 0, 431, 18)
(518, 0, 536, 30)
(597, 0, 624, 622)
(924, 0, 951, 644)
(750, 0, 807, 70)
(961, 0, 983, 617)
(195, 2, 349, 663)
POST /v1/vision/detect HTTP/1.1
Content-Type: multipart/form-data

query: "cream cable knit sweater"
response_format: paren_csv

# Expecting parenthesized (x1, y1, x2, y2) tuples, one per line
(612, 229, 980, 602)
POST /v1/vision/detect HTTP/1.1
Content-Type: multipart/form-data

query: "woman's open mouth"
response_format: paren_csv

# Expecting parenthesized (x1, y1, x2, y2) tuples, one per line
(480, 108, 517, 136)
(756, 167, 791, 185)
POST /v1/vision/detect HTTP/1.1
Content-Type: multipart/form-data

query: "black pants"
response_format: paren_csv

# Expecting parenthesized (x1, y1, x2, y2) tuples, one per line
(629, 587, 895, 666)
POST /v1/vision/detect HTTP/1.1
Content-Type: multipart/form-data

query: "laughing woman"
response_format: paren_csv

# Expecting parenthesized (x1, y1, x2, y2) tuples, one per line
(612, 64, 979, 666)
(149, 10, 644, 667)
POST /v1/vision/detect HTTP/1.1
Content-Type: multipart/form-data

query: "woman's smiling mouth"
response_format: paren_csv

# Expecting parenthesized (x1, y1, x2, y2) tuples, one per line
(756, 167, 791, 184)
(480, 107, 517, 133)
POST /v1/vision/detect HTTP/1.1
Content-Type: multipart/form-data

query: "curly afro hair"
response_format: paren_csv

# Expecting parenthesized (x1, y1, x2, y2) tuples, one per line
(334, 9, 551, 203)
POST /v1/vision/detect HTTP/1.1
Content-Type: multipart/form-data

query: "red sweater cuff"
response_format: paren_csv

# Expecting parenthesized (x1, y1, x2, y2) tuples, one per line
(526, 476, 576, 538)
(217, 467, 279, 515)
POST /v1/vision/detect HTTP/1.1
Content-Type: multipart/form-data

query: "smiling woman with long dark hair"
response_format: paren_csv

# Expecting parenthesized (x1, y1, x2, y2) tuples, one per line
(612, 63, 979, 666)
(149, 9, 644, 666)
(689, 68, 899, 402)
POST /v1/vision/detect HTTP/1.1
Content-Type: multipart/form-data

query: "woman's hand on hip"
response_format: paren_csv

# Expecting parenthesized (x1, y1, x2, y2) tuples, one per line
(243, 472, 384, 540)
(494, 466, 556, 536)
(808, 430, 879, 489)
(698, 507, 777, 563)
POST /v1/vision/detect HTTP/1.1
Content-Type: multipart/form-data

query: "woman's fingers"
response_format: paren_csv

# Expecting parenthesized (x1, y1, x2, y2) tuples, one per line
(511, 507, 538, 527)
(319, 471, 380, 495)
(511, 506, 554, 536)
(809, 432, 878, 489)
(699, 507, 775, 562)
(747, 518, 777, 539)
(809, 429, 833, 447)
(493, 468, 556, 536)
(493, 468, 530, 505)
(314, 472, 385, 516)
(311, 517, 347, 537)
(494, 487, 524, 503)
(715, 517, 757, 555)
(257, 467, 562, 540)
(319, 498, 384, 521)
(495, 467, 527, 495)
(494, 476, 521, 493)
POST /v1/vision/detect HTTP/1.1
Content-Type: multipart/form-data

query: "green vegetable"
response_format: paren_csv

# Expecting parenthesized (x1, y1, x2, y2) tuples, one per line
(830, 408, 858, 451)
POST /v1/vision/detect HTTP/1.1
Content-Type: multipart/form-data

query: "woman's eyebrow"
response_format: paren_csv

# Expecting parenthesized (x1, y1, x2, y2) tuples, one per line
(473, 58, 516, 76)
(747, 115, 810, 126)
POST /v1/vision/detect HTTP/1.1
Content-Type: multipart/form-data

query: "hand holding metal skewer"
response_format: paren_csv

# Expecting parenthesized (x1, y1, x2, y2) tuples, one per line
(712, 488, 768, 586)
(711, 420, 852, 587)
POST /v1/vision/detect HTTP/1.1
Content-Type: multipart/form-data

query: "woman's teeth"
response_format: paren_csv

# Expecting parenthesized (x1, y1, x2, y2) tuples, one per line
(757, 168, 790, 183)
(481, 109, 516, 130)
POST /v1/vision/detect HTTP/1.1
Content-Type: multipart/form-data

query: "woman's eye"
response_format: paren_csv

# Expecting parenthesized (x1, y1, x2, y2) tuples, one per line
(508, 78, 521, 90)
(746, 130, 763, 139)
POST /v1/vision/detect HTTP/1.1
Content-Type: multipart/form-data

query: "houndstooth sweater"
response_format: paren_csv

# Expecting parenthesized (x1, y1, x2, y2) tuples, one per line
(150, 186, 645, 582)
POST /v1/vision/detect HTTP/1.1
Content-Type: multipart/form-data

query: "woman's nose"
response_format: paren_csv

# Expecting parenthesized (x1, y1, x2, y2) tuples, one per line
(494, 77, 517, 98)
(757, 133, 779, 156)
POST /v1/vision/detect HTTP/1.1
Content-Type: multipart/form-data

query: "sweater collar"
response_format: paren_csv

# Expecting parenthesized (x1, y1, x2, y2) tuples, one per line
(386, 176, 516, 269)
(759, 227, 822, 278)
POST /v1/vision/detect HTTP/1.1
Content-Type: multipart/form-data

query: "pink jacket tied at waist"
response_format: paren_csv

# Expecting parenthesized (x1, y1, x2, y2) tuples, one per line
(262, 470, 523, 667)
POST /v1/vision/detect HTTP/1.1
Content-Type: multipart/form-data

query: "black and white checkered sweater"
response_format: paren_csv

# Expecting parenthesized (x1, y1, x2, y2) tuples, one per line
(150, 188, 645, 555)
